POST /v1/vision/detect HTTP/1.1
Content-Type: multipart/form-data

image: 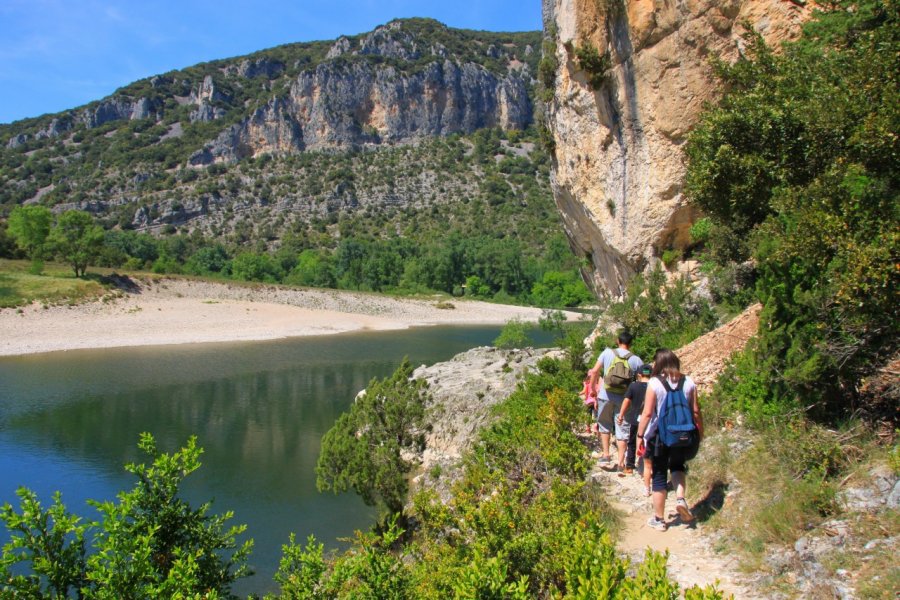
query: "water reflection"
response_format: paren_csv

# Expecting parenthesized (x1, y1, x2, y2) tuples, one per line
(0, 325, 550, 595)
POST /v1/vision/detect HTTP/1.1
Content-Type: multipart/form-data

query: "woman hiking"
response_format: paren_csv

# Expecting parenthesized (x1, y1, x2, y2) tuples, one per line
(636, 348, 703, 532)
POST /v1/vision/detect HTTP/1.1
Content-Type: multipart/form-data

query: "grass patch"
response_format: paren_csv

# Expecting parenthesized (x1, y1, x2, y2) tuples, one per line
(690, 414, 892, 590)
(0, 260, 107, 308)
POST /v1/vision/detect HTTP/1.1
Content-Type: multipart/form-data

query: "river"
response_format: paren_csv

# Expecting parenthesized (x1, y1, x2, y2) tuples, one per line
(0, 325, 552, 596)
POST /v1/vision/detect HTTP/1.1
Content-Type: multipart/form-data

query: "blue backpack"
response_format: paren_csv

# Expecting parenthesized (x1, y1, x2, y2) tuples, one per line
(656, 377, 696, 448)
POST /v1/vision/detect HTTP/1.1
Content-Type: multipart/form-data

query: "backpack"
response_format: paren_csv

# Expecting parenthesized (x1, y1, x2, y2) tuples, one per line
(656, 377, 696, 449)
(603, 351, 634, 394)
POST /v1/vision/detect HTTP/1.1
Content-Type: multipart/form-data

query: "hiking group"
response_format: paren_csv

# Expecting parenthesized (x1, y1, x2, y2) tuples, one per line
(582, 331, 704, 532)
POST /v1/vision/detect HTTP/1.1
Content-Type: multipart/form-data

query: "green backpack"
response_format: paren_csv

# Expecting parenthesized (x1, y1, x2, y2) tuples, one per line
(604, 351, 634, 394)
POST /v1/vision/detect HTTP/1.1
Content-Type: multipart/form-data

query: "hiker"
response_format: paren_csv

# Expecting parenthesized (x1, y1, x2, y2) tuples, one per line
(636, 348, 703, 532)
(617, 363, 652, 486)
(587, 331, 643, 467)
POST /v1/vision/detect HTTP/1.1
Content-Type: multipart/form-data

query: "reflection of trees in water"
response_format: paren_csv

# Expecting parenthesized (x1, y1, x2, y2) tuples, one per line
(10, 362, 391, 496)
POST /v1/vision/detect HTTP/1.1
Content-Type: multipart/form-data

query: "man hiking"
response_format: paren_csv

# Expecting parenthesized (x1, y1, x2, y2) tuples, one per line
(587, 331, 643, 467)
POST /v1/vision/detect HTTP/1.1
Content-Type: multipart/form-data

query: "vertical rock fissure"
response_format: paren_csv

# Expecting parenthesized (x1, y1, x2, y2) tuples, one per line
(606, 4, 645, 240)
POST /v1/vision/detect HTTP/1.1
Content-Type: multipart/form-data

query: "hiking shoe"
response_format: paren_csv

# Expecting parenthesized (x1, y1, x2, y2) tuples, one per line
(623, 467, 634, 475)
(647, 516, 667, 532)
(597, 455, 612, 464)
(675, 498, 694, 523)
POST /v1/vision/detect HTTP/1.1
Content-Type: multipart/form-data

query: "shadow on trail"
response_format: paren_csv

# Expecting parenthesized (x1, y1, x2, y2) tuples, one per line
(691, 480, 728, 523)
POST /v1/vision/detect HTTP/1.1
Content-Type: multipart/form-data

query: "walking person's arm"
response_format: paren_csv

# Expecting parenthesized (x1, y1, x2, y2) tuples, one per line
(690, 386, 704, 441)
(636, 385, 656, 452)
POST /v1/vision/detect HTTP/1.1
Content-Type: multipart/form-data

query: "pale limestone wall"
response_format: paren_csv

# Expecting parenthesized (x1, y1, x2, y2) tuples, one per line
(543, 0, 808, 295)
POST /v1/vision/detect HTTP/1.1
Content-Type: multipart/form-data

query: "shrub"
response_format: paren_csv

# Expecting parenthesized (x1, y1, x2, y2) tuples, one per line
(493, 318, 531, 349)
(0, 434, 252, 598)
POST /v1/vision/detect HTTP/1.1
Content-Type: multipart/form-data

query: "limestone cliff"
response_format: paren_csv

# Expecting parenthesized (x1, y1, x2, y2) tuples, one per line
(2, 19, 537, 160)
(189, 21, 533, 164)
(541, 0, 809, 295)
(0, 19, 544, 237)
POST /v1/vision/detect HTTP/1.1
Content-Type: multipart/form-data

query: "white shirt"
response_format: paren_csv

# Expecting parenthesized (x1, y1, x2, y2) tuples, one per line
(643, 375, 696, 441)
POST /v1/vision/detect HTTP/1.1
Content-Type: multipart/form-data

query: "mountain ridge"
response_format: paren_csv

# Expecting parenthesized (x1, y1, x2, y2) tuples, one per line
(0, 19, 552, 249)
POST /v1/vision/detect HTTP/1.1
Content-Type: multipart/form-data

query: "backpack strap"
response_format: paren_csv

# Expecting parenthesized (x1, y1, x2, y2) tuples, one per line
(660, 376, 685, 393)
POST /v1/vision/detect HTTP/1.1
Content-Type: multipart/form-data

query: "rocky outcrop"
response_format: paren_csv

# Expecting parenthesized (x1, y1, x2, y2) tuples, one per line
(191, 39, 533, 164)
(6, 134, 28, 148)
(542, 0, 809, 296)
(409, 346, 557, 500)
(79, 96, 159, 128)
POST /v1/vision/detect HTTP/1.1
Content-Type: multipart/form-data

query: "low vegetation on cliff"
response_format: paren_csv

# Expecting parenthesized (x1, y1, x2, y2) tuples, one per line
(679, 2, 898, 594)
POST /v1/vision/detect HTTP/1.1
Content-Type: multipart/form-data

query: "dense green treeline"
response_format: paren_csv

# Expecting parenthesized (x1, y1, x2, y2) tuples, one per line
(5, 206, 591, 307)
(2, 127, 593, 308)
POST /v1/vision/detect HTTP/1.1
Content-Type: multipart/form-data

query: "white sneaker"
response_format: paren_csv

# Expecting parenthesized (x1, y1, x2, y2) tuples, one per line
(676, 498, 694, 522)
(647, 516, 667, 532)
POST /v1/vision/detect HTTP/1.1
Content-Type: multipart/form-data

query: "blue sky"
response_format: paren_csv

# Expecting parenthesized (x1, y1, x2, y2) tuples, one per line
(0, 0, 543, 125)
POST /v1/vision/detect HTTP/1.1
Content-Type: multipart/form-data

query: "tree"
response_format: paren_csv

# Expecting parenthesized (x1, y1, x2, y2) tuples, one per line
(530, 270, 592, 307)
(285, 249, 336, 288)
(231, 251, 283, 283)
(316, 359, 430, 515)
(7, 205, 52, 270)
(47, 210, 105, 277)
(493, 318, 531, 349)
(0, 434, 252, 598)
(684, 1, 899, 417)
(0, 489, 87, 598)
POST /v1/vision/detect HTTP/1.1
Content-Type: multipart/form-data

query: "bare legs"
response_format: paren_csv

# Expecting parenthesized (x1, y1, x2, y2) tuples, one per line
(600, 431, 611, 459)
(653, 470, 687, 520)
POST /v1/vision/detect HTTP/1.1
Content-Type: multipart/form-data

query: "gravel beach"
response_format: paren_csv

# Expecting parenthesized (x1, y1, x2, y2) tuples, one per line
(0, 276, 581, 356)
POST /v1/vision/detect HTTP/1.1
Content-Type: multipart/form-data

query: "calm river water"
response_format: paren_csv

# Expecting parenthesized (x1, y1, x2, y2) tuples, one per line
(0, 325, 551, 596)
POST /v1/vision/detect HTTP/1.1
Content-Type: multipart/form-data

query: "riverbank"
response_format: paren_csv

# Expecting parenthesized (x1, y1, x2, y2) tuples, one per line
(0, 275, 582, 356)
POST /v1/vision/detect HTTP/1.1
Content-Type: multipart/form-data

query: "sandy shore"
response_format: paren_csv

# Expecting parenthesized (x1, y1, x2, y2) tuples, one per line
(0, 276, 583, 356)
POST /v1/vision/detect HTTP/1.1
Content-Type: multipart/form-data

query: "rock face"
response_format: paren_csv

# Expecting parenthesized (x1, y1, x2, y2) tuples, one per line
(542, 0, 809, 295)
(408, 346, 557, 501)
(189, 22, 533, 164)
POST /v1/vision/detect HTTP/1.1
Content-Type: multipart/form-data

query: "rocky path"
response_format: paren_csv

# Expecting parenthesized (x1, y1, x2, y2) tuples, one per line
(585, 304, 766, 598)
(584, 437, 760, 599)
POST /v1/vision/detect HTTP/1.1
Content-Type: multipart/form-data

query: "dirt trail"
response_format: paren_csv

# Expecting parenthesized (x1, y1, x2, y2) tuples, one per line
(586, 448, 760, 598)
(587, 305, 763, 598)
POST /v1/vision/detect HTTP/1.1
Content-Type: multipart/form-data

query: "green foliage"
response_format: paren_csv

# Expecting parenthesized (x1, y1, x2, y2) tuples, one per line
(0, 489, 87, 598)
(231, 251, 283, 283)
(689, 217, 712, 245)
(87, 433, 252, 598)
(573, 43, 611, 89)
(684, 1, 899, 420)
(270, 518, 410, 599)
(538, 36, 560, 103)
(493, 318, 532, 349)
(0, 434, 252, 599)
(603, 265, 718, 360)
(47, 210, 105, 277)
(270, 534, 327, 599)
(7, 205, 52, 262)
(316, 359, 430, 515)
(530, 270, 593, 307)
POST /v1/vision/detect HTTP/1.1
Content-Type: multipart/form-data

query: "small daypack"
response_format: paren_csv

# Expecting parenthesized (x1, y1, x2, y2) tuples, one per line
(656, 377, 696, 448)
(581, 378, 597, 407)
(603, 351, 634, 394)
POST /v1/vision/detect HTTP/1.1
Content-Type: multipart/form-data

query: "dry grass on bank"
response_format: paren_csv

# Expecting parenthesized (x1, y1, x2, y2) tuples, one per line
(0, 259, 108, 309)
